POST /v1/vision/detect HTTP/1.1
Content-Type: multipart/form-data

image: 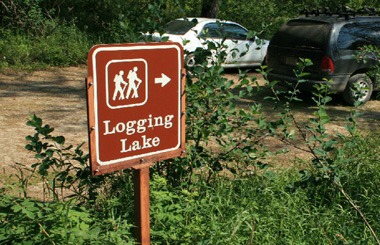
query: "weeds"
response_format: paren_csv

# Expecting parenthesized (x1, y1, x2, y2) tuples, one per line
(22, 114, 104, 203)
(261, 58, 380, 244)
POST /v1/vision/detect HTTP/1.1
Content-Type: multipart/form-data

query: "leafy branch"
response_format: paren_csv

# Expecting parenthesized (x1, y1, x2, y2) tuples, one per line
(262, 58, 380, 244)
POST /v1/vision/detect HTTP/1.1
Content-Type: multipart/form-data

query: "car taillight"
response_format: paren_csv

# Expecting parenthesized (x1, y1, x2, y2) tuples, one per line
(321, 56, 334, 73)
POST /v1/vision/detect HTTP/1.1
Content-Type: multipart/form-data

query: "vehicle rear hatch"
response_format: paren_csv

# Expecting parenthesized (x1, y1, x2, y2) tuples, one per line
(268, 19, 332, 78)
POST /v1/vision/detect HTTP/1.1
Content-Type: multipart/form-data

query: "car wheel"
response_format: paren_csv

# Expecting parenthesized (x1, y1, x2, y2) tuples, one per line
(185, 54, 196, 68)
(343, 74, 373, 106)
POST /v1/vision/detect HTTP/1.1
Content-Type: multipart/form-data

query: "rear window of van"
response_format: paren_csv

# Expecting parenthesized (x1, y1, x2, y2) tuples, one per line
(271, 20, 331, 50)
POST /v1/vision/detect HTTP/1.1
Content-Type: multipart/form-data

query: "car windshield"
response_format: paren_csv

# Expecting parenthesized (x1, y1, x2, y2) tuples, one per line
(271, 19, 330, 50)
(165, 20, 197, 35)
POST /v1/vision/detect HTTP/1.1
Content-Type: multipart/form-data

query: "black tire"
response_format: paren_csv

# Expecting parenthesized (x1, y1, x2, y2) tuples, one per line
(343, 74, 373, 106)
(185, 54, 196, 68)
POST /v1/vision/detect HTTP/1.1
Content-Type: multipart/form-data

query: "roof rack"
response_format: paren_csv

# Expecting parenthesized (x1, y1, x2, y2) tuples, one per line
(300, 6, 379, 19)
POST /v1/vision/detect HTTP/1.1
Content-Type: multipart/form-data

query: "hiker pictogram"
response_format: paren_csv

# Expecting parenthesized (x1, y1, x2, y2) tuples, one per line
(112, 67, 143, 101)
(112, 70, 128, 100)
(106, 59, 148, 109)
(125, 67, 142, 99)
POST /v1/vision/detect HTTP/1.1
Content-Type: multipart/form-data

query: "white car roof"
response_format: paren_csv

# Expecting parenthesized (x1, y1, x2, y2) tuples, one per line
(175, 17, 237, 25)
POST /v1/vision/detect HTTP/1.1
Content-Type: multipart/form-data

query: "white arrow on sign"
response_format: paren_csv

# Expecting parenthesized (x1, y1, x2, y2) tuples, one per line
(155, 73, 171, 87)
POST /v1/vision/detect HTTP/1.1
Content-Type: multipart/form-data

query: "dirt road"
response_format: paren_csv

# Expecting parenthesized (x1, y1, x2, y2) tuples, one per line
(0, 67, 88, 171)
(0, 67, 379, 175)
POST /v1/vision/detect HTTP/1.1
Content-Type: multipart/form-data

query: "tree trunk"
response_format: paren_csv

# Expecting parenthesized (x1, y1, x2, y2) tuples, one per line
(201, 0, 219, 18)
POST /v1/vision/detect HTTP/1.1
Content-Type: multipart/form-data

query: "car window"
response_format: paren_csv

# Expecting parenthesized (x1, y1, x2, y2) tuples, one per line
(200, 23, 222, 38)
(223, 24, 247, 40)
(200, 22, 248, 40)
(337, 22, 380, 50)
(165, 20, 196, 35)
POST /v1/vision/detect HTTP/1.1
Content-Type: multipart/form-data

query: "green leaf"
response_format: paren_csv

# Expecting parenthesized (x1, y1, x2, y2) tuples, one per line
(54, 136, 65, 144)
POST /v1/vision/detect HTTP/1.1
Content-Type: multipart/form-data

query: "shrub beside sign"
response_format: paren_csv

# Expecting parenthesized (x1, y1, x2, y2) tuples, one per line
(86, 42, 185, 175)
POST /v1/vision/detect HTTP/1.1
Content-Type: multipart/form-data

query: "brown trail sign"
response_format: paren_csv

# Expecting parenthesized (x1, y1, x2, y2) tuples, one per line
(86, 42, 186, 244)
(86, 42, 185, 175)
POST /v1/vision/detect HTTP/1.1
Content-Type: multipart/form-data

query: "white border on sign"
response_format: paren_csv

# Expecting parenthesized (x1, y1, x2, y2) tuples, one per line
(91, 44, 182, 166)
(105, 58, 148, 109)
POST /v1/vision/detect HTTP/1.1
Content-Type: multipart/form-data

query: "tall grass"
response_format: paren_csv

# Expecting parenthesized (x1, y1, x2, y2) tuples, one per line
(148, 145, 380, 244)
(1, 129, 379, 243)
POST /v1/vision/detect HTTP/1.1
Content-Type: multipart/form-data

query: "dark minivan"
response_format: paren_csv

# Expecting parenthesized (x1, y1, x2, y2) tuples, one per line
(267, 9, 380, 105)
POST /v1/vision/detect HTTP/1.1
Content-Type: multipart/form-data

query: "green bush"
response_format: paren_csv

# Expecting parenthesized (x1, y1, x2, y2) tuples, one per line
(0, 25, 90, 70)
(31, 25, 90, 66)
(0, 29, 32, 68)
(0, 195, 135, 244)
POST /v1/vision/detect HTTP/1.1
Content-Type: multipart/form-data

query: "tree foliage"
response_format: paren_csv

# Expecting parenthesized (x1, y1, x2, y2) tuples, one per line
(201, 0, 219, 18)
(2, 0, 379, 43)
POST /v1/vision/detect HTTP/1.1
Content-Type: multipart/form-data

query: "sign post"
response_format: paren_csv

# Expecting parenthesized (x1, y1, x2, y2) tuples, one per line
(133, 165, 151, 243)
(86, 42, 185, 244)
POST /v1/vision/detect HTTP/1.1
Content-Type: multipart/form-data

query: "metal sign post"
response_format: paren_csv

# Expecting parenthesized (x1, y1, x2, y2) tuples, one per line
(86, 42, 185, 244)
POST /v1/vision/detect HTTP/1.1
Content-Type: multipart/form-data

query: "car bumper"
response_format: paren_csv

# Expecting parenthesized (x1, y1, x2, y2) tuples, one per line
(267, 72, 349, 92)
